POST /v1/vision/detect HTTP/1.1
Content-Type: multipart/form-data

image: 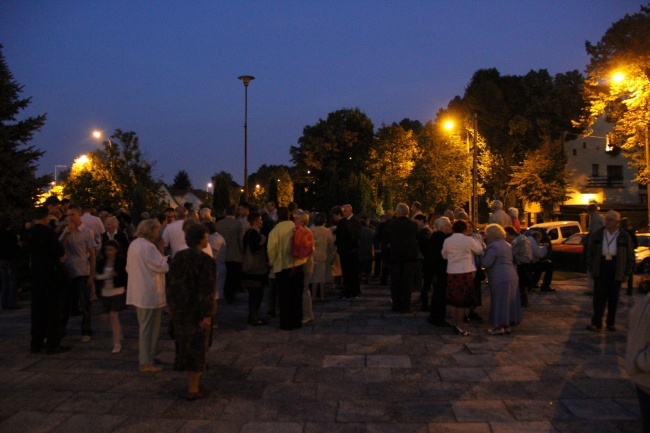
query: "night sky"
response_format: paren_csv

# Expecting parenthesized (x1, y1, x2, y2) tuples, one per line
(0, 1, 643, 191)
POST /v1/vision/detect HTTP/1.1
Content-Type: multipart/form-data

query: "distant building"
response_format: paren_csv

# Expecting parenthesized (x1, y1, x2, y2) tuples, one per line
(159, 185, 211, 209)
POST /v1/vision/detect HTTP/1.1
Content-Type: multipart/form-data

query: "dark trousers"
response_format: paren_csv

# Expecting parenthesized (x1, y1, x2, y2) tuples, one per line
(421, 266, 434, 309)
(637, 386, 650, 433)
(267, 278, 278, 315)
(390, 261, 416, 312)
(0, 260, 18, 309)
(244, 280, 265, 323)
(516, 263, 533, 306)
(380, 248, 391, 285)
(340, 252, 360, 297)
(31, 282, 65, 350)
(275, 265, 304, 330)
(532, 259, 554, 289)
(592, 259, 621, 328)
(373, 251, 382, 277)
(429, 273, 447, 324)
(224, 261, 242, 303)
(71, 276, 92, 336)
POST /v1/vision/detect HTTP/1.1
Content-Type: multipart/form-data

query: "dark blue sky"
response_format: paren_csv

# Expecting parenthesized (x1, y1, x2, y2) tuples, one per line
(1, 1, 643, 191)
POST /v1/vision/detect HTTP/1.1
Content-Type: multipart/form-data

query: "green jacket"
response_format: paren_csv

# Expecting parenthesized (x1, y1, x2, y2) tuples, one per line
(586, 227, 635, 282)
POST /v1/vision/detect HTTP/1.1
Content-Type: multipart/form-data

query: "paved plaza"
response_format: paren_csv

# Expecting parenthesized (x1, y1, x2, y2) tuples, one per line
(0, 275, 644, 433)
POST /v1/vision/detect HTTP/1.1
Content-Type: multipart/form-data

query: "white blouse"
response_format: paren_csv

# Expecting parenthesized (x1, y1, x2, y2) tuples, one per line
(126, 238, 169, 309)
(441, 233, 484, 274)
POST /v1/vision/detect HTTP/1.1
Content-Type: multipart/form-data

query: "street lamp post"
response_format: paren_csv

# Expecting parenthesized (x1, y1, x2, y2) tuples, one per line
(54, 164, 67, 184)
(238, 75, 255, 202)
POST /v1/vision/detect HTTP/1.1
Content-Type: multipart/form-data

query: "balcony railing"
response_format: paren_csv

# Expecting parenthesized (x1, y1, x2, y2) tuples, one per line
(586, 176, 624, 188)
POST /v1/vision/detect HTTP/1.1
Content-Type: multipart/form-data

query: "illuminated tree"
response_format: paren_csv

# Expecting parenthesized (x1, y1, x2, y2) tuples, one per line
(509, 141, 571, 219)
(583, 5, 650, 184)
(64, 130, 163, 211)
(0, 44, 49, 221)
(369, 123, 418, 211)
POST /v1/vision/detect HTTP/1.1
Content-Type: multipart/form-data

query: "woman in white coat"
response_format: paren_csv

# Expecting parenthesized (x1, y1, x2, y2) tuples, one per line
(126, 219, 169, 373)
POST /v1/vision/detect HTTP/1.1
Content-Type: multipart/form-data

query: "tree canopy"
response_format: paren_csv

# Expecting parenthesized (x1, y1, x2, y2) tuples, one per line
(0, 44, 48, 222)
(583, 4, 650, 184)
(172, 169, 193, 190)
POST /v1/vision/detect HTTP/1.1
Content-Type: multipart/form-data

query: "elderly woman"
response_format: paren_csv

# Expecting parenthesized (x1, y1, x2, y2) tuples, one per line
(483, 224, 521, 335)
(126, 219, 169, 373)
(508, 208, 521, 232)
(310, 212, 335, 301)
(294, 210, 315, 323)
(441, 219, 484, 336)
(168, 223, 216, 401)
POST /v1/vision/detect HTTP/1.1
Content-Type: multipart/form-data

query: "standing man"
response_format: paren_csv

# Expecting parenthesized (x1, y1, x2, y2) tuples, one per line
(410, 201, 423, 219)
(341, 204, 361, 297)
(266, 201, 278, 222)
(81, 205, 105, 250)
(331, 206, 358, 299)
(428, 217, 453, 327)
(215, 204, 245, 304)
(414, 214, 433, 311)
(388, 204, 419, 313)
(237, 202, 251, 230)
(28, 206, 68, 354)
(60, 205, 97, 343)
(162, 206, 188, 258)
(488, 200, 512, 227)
(587, 203, 605, 234)
(586, 210, 635, 332)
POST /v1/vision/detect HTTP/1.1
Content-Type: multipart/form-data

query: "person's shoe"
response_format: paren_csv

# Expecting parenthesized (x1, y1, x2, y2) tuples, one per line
(540, 286, 556, 292)
(586, 325, 602, 333)
(606, 325, 617, 332)
(454, 326, 471, 336)
(139, 364, 163, 373)
(46, 345, 71, 355)
(186, 386, 210, 401)
(81, 335, 91, 343)
(301, 318, 314, 324)
(112, 344, 122, 354)
(487, 327, 506, 335)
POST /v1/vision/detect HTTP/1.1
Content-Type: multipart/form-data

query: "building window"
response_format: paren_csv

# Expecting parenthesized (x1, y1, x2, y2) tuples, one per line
(640, 194, 648, 205)
(573, 149, 577, 156)
(583, 142, 587, 149)
(607, 165, 623, 182)
(592, 164, 599, 177)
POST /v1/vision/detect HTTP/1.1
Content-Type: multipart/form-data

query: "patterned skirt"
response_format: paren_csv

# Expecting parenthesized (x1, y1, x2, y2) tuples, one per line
(446, 272, 476, 308)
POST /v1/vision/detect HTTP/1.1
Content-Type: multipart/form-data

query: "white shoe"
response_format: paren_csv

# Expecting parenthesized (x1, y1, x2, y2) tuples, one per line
(112, 344, 122, 354)
(81, 335, 91, 343)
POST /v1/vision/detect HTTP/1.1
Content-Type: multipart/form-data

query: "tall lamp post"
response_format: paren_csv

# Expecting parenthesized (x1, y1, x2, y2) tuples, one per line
(54, 164, 67, 184)
(238, 75, 255, 202)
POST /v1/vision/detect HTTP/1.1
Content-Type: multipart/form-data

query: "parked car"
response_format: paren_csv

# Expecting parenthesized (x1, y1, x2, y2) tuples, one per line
(528, 221, 583, 245)
(636, 233, 650, 273)
(551, 232, 587, 272)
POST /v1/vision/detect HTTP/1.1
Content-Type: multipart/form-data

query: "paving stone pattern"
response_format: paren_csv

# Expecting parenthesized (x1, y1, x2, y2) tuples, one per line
(0, 276, 643, 432)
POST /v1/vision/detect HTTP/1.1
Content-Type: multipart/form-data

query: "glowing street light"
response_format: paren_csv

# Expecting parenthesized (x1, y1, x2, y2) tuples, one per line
(612, 72, 625, 83)
(207, 182, 213, 193)
(238, 75, 255, 202)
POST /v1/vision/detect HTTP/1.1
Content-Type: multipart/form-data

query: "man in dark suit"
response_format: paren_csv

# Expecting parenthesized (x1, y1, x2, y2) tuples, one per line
(332, 206, 359, 299)
(341, 204, 361, 297)
(388, 203, 419, 312)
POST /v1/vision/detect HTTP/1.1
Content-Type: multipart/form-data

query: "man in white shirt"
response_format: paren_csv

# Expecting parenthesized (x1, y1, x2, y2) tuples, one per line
(162, 206, 188, 258)
(81, 206, 105, 251)
(488, 200, 512, 227)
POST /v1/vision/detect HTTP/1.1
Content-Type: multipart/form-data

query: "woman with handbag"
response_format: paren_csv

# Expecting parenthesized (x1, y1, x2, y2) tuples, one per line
(241, 212, 269, 326)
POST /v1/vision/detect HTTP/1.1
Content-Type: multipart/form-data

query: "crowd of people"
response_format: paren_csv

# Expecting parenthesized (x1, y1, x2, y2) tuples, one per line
(2, 196, 648, 416)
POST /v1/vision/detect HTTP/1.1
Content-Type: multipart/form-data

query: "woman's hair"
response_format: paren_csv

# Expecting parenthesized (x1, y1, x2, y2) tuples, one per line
(485, 224, 506, 241)
(199, 208, 213, 222)
(313, 212, 326, 227)
(247, 212, 261, 225)
(433, 216, 451, 232)
(295, 210, 309, 226)
(185, 223, 209, 249)
(135, 219, 161, 241)
(508, 207, 519, 218)
(101, 239, 123, 257)
(204, 221, 217, 235)
(452, 219, 467, 234)
(503, 226, 518, 237)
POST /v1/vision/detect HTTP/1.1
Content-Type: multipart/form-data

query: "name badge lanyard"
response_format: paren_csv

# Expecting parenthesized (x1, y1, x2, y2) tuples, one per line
(604, 231, 618, 261)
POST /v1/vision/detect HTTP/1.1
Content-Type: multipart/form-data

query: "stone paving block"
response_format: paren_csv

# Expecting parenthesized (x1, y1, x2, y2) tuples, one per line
(110, 417, 186, 433)
(503, 399, 569, 421)
(345, 367, 392, 382)
(561, 398, 637, 420)
(201, 379, 265, 399)
(337, 400, 390, 422)
(366, 355, 411, 368)
(247, 366, 297, 382)
(553, 419, 633, 433)
(49, 413, 127, 433)
(420, 381, 472, 400)
(262, 382, 317, 400)
(276, 399, 338, 422)
(0, 411, 70, 433)
(487, 365, 540, 381)
(177, 420, 244, 433)
(294, 366, 346, 383)
(318, 381, 367, 399)
(489, 420, 558, 433)
(367, 422, 430, 432)
(571, 378, 636, 398)
(219, 398, 283, 421)
(438, 367, 489, 382)
(582, 363, 628, 379)
(304, 422, 367, 433)
(452, 353, 499, 367)
(108, 396, 176, 417)
(425, 422, 491, 432)
(278, 353, 323, 367)
(53, 390, 123, 414)
(452, 400, 514, 422)
(241, 421, 304, 433)
(387, 401, 455, 423)
(233, 352, 282, 367)
(323, 355, 365, 368)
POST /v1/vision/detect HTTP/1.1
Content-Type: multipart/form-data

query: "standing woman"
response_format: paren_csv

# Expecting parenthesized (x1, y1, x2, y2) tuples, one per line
(126, 219, 169, 373)
(168, 223, 216, 401)
(483, 224, 521, 335)
(310, 213, 335, 302)
(441, 219, 484, 336)
(95, 240, 127, 353)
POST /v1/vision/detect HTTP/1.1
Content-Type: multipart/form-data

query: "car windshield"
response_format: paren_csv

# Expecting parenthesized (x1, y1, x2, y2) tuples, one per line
(637, 235, 650, 248)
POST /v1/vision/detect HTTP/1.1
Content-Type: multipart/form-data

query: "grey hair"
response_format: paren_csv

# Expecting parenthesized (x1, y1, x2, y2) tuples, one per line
(135, 219, 161, 241)
(507, 207, 519, 218)
(433, 216, 451, 231)
(485, 223, 506, 241)
(605, 210, 621, 221)
(492, 200, 503, 210)
(394, 203, 409, 217)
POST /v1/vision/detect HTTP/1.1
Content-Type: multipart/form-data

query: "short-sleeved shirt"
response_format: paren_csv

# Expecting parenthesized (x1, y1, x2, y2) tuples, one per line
(60, 224, 97, 277)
